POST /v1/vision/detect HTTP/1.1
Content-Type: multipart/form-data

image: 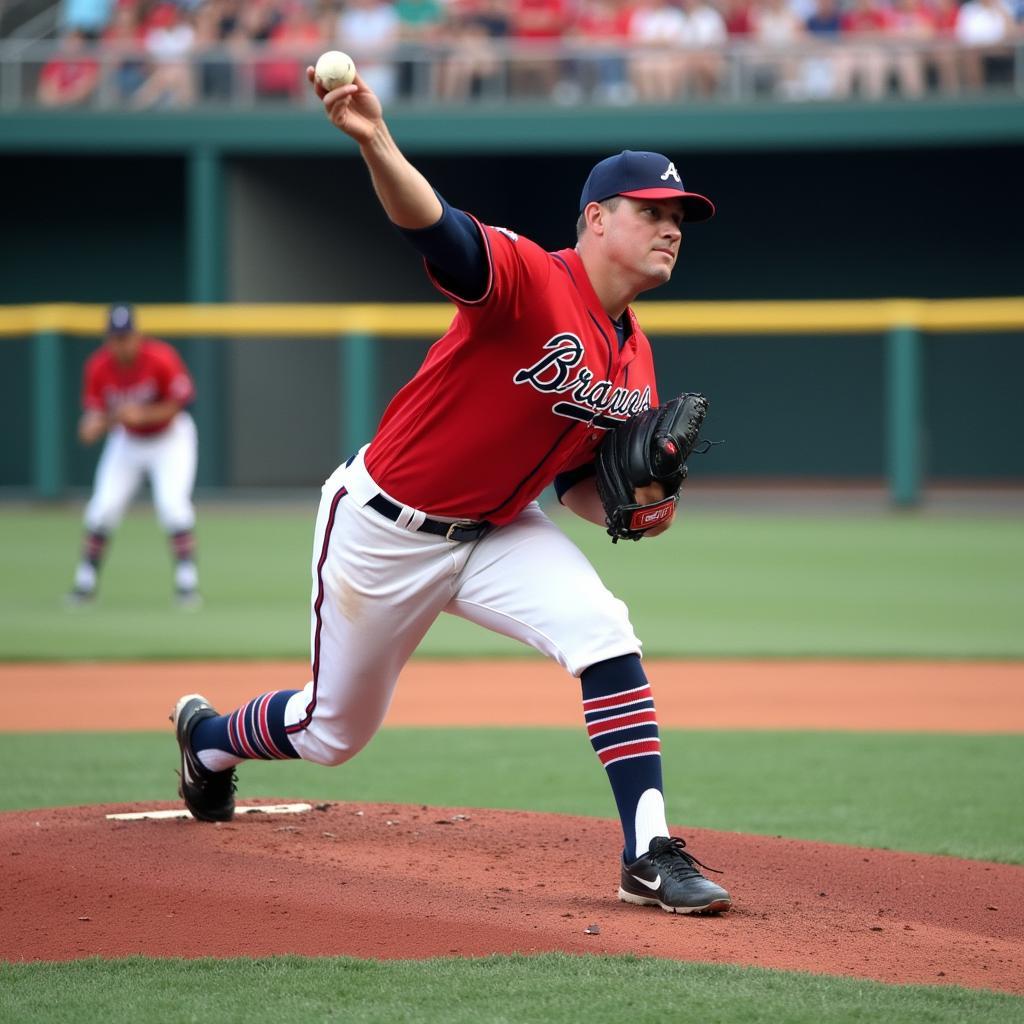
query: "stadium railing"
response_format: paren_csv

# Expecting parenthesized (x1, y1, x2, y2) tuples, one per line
(2, 37, 1023, 110)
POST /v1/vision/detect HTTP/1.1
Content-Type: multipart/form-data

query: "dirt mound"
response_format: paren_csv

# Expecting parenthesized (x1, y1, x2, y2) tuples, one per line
(3, 801, 1022, 993)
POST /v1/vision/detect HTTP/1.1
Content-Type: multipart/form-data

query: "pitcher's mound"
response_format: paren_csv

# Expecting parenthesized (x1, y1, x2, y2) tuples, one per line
(3, 801, 1022, 994)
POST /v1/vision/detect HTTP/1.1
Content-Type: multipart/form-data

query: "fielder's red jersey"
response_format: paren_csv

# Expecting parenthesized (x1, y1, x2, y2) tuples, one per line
(82, 338, 195, 436)
(365, 220, 661, 525)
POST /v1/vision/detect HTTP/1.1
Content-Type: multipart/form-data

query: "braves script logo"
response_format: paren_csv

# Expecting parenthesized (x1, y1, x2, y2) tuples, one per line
(512, 333, 650, 428)
(103, 380, 159, 409)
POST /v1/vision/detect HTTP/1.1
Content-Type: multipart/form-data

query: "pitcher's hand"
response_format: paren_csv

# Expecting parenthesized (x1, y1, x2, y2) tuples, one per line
(307, 68, 383, 147)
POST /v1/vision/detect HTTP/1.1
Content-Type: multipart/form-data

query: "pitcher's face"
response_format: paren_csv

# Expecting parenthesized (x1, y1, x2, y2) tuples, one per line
(602, 196, 685, 290)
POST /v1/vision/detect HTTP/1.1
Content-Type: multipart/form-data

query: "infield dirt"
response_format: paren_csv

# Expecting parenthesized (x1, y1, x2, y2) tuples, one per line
(5, 658, 1024, 732)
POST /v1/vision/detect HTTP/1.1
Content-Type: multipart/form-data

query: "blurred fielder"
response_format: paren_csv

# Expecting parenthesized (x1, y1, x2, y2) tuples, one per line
(68, 302, 201, 607)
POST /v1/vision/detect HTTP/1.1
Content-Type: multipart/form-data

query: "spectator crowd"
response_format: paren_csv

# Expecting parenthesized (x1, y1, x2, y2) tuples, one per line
(33, 0, 1024, 108)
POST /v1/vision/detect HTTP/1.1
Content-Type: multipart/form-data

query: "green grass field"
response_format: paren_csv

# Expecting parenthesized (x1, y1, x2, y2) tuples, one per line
(3, 955, 1021, 1024)
(2, 504, 1023, 660)
(3, 503, 1022, 1022)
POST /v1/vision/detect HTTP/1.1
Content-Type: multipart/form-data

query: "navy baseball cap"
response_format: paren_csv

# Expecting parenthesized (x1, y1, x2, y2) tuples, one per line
(579, 151, 715, 222)
(107, 303, 135, 334)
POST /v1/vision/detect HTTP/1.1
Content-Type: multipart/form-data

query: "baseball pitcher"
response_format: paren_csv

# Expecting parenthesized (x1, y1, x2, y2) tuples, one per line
(171, 70, 730, 914)
(68, 303, 201, 607)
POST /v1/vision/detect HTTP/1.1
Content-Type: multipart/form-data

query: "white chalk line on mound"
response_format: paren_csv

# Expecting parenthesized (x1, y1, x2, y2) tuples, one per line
(105, 802, 313, 821)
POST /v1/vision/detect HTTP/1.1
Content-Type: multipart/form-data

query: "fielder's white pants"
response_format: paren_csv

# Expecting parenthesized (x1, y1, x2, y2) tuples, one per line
(84, 412, 197, 535)
(285, 447, 641, 766)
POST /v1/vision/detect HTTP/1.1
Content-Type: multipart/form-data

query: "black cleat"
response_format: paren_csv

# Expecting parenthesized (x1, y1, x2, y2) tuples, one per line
(619, 836, 732, 914)
(171, 693, 235, 822)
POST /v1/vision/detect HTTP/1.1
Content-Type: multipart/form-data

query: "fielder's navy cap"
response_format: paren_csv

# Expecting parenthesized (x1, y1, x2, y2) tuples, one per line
(107, 303, 135, 334)
(579, 151, 715, 222)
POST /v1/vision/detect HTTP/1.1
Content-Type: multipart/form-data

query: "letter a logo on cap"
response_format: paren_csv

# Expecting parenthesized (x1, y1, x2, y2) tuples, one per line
(660, 162, 681, 183)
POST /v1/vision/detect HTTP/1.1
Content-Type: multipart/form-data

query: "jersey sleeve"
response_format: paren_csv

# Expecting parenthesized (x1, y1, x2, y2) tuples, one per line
(424, 220, 553, 320)
(156, 343, 196, 406)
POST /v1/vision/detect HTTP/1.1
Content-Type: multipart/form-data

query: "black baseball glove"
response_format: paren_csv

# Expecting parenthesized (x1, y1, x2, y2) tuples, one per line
(595, 393, 709, 543)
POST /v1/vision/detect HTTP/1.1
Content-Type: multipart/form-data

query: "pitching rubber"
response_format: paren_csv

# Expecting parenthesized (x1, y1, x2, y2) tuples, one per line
(106, 803, 313, 821)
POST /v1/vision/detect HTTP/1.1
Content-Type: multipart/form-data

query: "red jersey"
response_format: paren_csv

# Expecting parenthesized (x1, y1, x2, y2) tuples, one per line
(82, 337, 195, 436)
(365, 221, 661, 525)
(38, 57, 100, 96)
(574, 0, 632, 40)
(842, 6, 891, 32)
(513, 0, 570, 39)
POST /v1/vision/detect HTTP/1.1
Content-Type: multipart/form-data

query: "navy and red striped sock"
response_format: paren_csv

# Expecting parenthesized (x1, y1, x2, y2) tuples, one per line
(581, 654, 668, 862)
(170, 529, 196, 563)
(83, 530, 108, 568)
(191, 690, 300, 768)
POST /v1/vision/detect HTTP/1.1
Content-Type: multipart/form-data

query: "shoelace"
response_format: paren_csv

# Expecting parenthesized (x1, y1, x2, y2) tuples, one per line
(650, 837, 723, 877)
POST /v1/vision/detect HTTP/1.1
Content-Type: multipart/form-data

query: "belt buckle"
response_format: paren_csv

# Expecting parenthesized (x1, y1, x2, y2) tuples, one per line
(446, 520, 475, 541)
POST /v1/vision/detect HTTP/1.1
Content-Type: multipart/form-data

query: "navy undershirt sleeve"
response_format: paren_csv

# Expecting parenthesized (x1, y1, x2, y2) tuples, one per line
(396, 195, 488, 302)
(554, 462, 597, 502)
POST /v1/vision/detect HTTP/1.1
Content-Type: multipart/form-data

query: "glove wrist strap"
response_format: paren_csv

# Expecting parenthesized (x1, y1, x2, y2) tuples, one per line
(625, 495, 677, 534)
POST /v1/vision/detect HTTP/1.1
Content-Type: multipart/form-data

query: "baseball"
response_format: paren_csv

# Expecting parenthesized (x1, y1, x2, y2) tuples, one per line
(315, 51, 357, 91)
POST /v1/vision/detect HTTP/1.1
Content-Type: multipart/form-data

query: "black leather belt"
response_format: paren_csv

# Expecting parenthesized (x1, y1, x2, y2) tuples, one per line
(367, 493, 492, 543)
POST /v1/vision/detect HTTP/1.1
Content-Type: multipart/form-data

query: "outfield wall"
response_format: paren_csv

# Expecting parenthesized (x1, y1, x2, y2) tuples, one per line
(2, 302, 1021, 495)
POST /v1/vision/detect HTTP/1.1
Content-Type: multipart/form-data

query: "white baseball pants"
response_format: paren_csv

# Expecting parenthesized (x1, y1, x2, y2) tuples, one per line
(284, 447, 641, 767)
(83, 411, 197, 535)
